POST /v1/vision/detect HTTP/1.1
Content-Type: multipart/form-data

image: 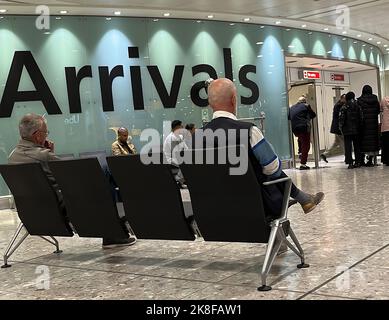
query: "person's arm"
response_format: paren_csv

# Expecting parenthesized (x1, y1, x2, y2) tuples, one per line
(250, 126, 282, 179)
(307, 104, 317, 119)
(111, 142, 122, 156)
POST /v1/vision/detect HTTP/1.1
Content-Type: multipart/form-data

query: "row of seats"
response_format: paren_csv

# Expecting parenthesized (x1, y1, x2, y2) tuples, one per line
(0, 146, 309, 291)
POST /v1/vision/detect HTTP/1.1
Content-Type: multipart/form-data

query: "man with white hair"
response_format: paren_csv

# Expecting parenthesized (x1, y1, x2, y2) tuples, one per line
(194, 79, 324, 217)
(9, 113, 136, 249)
(288, 95, 317, 170)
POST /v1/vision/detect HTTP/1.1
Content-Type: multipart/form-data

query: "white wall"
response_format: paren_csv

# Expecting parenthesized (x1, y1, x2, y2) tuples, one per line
(350, 69, 380, 99)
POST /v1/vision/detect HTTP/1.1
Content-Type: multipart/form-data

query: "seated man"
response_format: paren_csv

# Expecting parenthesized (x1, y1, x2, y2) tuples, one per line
(111, 127, 137, 156)
(9, 113, 136, 249)
(193, 78, 324, 218)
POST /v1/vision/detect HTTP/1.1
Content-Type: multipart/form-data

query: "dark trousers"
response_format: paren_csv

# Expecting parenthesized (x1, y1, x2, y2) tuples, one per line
(381, 132, 389, 165)
(344, 134, 361, 165)
(295, 131, 311, 164)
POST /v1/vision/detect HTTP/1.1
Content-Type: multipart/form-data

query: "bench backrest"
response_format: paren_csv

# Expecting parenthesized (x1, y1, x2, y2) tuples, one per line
(107, 154, 195, 241)
(0, 163, 73, 237)
(49, 158, 128, 239)
(180, 146, 270, 243)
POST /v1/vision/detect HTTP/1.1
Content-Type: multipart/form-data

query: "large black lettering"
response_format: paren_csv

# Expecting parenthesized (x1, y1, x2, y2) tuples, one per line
(147, 66, 184, 108)
(223, 48, 233, 81)
(0, 51, 61, 118)
(65, 66, 92, 113)
(239, 65, 259, 105)
(98, 65, 124, 112)
(190, 64, 218, 107)
(128, 46, 145, 110)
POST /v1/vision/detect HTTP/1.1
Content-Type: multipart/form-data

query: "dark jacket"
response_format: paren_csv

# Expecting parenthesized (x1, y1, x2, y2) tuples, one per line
(358, 94, 380, 153)
(339, 100, 363, 136)
(288, 102, 317, 134)
(330, 101, 343, 135)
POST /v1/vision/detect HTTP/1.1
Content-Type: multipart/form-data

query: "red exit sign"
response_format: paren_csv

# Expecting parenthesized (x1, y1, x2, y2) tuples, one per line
(303, 70, 321, 79)
(331, 73, 345, 81)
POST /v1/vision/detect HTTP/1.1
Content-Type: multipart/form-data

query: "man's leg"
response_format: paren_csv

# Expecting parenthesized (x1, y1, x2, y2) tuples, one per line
(299, 132, 311, 165)
(352, 135, 362, 166)
(343, 135, 353, 165)
(276, 171, 324, 214)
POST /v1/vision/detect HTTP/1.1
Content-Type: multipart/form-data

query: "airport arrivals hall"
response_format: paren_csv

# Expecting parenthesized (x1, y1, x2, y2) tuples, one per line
(0, 0, 388, 302)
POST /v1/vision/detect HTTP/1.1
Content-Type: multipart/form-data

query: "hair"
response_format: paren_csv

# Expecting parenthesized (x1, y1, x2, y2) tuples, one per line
(117, 127, 128, 135)
(298, 96, 307, 103)
(185, 123, 195, 131)
(362, 85, 373, 95)
(346, 91, 355, 101)
(171, 120, 182, 130)
(19, 113, 45, 139)
(340, 94, 346, 99)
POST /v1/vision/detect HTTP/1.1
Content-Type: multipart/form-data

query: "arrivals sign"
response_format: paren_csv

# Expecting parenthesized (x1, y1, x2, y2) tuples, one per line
(330, 73, 345, 81)
(303, 70, 321, 80)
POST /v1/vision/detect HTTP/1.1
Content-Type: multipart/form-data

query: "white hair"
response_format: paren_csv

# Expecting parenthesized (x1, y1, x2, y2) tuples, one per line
(19, 113, 45, 139)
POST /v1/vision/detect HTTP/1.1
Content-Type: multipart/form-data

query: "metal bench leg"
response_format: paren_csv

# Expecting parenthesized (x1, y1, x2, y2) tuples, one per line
(2, 222, 29, 268)
(288, 226, 309, 269)
(258, 225, 282, 292)
(39, 236, 63, 254)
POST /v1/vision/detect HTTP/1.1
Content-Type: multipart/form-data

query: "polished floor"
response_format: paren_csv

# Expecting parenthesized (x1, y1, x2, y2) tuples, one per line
(0, 157, 388, 300)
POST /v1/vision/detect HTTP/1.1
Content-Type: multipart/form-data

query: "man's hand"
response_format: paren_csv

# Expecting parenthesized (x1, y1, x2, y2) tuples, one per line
(44, 140, 55, 152)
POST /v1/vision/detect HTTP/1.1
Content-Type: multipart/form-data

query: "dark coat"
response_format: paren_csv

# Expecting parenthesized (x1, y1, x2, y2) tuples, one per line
(358, 94, 380, 153)
(330, 101, 343, 135)
(288, 102, 317, 134)
(339, 100, 363, 136)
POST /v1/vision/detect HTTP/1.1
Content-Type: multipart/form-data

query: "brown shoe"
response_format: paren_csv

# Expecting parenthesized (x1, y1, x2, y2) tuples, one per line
(301, 192, 325, 214)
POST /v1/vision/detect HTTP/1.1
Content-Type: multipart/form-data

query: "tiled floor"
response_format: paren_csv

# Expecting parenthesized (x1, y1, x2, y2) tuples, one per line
(0, 156, 388, 300)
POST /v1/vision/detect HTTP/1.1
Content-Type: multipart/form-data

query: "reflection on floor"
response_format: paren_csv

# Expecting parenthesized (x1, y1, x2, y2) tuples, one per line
(0, 157, 388, 300)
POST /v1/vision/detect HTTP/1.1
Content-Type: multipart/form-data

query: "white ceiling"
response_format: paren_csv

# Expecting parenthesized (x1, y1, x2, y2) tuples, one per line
(285, 56, 377, 72)
(1, 0, 389, 52)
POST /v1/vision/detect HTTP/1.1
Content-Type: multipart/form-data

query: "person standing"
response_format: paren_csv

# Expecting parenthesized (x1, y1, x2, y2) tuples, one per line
(380, 97, 389, 165)
(288, 96, 317, 170)
(320, 94, 346, 163)
(358, 85, 380, 166)
(339, 92, 363, 169)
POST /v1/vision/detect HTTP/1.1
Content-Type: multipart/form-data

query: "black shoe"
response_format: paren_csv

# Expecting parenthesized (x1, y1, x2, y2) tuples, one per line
(102, 237, 136, 249)
(320, 154, 328, 163)
(300, 164, 310, 170)
(348, 164, 354, 169)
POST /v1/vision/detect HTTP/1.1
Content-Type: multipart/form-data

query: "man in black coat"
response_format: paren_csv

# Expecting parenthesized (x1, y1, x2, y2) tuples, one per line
(339, 92, 363, 169)
(358, 85, 380, 166)
(320, 94, 346, 163)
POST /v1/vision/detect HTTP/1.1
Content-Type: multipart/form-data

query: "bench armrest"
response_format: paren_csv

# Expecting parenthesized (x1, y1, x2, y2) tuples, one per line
(262, 177, 292, 221)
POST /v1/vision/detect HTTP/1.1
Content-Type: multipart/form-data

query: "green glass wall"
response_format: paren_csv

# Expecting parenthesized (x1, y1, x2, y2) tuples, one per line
(0, 16, 384, 196)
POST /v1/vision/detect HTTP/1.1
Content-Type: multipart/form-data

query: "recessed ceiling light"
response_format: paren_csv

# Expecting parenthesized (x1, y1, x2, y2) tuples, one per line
(327, 51, 332, 54)
(207, 14, 214, 19)
(342, 31, 347, 34)
(301, 24, 307, 28)
(153, 18, 159, 22)
(59, 10, 67, 14)
(243, 17, 250, 22)
(308, 32, 313, 35)
(357, 34, 362, 38)
(229, 23, 235, 26)
(353, 41, 358, 44)
(275, 21, 281, 25)
(0, 16, 4, 19)
(0, 9, 7, 13)
(368, 38, 373, 41)
(196, 20, 201, 23)
(362, 44, 366, 47)
(56, 17, 62, 20)
(386, 48, 389, 51)
(256, 41, 264, 45)
(260, 26, 265, 28)
(384, 45, 388, 48)
(324, 28, 329, 31)
(342, 38, 347, 41)
(114, 11, 121, 15)
(44, 32, 51, 35)
(163, 12, 170, 17)
(377, 41, 381, 44)
(286, 28, 291, 31)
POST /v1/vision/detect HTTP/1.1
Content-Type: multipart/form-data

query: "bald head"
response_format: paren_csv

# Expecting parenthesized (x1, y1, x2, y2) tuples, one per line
(208, 78, 237, 114)
(117, 127, 129, 143)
